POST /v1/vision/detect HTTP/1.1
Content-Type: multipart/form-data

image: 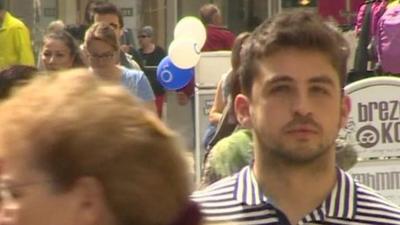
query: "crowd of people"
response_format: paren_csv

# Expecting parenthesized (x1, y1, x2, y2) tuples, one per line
(1, 0, 400, 224)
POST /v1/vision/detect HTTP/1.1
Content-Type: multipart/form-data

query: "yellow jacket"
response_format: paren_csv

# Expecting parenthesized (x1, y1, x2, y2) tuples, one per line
(0, 12, 34, 69)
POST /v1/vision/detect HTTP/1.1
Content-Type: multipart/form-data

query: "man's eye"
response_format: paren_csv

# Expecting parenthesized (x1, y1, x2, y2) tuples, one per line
(310, 86, 330, 95)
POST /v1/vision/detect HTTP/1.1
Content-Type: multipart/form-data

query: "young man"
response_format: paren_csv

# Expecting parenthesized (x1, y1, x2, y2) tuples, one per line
(192, 10, 400, 225)
(91, 2, 143, 70)
(0, 0, 34, 69)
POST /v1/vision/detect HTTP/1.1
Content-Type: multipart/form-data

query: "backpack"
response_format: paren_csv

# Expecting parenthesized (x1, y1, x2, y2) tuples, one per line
(376, 1, 400, 74)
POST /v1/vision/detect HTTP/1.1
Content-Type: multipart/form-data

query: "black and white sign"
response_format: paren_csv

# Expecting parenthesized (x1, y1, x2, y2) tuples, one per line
(343, 77, 400, 159)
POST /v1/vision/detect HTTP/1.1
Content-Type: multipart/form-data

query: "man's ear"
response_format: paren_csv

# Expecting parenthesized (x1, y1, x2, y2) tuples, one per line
(234, 94, 252, 128)
(340, 95, 351, 128)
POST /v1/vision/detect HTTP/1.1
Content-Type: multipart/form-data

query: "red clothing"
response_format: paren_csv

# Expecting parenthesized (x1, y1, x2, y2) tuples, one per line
(202, 25, 235, 51)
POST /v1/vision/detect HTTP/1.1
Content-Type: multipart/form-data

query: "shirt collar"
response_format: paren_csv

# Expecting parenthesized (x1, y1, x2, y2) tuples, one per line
(234, 166, 357, 221)
(322, 168, 357, 220)
(234, 166, 268, 205)
(0, 12, 11, 30)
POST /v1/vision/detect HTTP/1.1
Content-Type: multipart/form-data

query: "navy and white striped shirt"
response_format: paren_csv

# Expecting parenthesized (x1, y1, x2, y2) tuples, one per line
(192, 166, 400, 224)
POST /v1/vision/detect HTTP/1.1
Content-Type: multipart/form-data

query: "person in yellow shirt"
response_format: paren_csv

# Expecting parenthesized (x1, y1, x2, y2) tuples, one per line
(0, 0, 35, 70)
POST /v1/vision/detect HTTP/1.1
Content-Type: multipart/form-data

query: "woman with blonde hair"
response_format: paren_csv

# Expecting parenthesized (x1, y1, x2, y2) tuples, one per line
(0, 69, 201, 225)
(83, 22, 155, 112)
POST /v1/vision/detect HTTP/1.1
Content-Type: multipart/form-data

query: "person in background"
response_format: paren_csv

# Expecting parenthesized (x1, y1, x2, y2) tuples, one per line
(0, 69, 202, 225)
(203, 32, 250, 149)
(0, 65, 37, 99)
(138, 25, 167, 118)
(0, 0, 34, 70)
(84, 22, 156, 112)
(199, 3, 235, 51)
(193, 10, 400, 224)
(91, 2, 143, 70)
(40, 31, 84, 71)
(120, 26, 144, 70)
(64, 0, 99, 43)
(175, 3, 236, 106)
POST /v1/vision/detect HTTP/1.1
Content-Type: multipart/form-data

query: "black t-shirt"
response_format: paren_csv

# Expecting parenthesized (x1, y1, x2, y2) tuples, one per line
(139, 46, 166, 96)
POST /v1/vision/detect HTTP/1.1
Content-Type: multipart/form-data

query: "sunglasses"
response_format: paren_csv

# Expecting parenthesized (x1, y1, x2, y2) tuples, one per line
(138, 35, 149, 38)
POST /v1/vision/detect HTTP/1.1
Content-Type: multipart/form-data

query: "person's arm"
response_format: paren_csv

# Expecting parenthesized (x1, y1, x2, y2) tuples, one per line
(14, 26, 35, 66)
(208, 79, 225, 125)
(175, 78, 194, 105)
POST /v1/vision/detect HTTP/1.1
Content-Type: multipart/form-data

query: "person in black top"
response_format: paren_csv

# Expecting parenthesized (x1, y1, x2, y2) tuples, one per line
(138, 25, 167, 117)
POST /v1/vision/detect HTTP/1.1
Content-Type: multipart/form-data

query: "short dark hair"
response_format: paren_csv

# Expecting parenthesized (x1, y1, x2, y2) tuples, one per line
(0, 65, 37, 99)
(239, 10, 349, 97)
(199, 4, 220, 25)
(91, 2, 124, 28)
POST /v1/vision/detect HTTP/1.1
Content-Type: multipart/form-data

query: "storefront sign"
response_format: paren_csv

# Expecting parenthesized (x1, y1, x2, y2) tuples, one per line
(343, 77, 400, 159)
(349, 159, 400, 206)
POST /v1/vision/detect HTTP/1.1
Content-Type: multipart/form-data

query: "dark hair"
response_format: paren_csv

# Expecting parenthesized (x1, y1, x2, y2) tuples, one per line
(0, 65, 37, 99)
(199, 4, 220, 25)
(84, 0, 101, 24)
(239, 10, 349, 97)
(43, 31, 84, 68)
(91, 2, 124, 28)
(229, 32, 250, 100)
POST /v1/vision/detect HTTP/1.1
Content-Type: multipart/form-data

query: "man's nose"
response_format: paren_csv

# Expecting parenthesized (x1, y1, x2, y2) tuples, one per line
(292, 91, 312, 117)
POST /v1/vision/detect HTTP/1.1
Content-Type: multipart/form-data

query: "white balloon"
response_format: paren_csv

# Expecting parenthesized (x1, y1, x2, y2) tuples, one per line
(174, 16, 206, 51)
(168, 38, 200, 69)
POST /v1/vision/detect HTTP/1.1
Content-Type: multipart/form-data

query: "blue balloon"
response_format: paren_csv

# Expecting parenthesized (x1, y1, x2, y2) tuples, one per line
(157, 56, 194, 90)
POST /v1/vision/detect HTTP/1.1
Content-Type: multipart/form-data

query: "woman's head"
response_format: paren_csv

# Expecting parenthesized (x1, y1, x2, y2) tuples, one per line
(229, 32, 250, 100)
(41, 31, 83, 71)
(84, 22, 120, 69)
(0, 69, 196, 225)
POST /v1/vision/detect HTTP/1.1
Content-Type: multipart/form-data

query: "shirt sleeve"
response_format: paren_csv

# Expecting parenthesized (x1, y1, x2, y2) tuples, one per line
(13, 26, 35, 66)
(136, 72, 156, 101)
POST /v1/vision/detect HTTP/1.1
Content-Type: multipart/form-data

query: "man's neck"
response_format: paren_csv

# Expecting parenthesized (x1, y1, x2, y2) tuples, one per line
(253, 144, 337, 225)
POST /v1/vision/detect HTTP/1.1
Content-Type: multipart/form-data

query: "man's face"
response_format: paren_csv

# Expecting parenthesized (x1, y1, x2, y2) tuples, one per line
(137, 33, 152, 48)
(93, 13, 122, 38)
(236, 48, 350, 164)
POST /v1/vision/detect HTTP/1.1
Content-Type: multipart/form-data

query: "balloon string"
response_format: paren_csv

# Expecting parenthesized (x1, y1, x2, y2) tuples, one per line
(194, 43, 201, 55)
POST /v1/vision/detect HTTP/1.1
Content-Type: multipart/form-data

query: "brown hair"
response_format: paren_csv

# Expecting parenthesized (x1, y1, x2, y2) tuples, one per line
(0, 65, 37, 99)
(229, 32, 250, 100)
(0, 69, 192, 225)
(84, 22, 119, 51)
(239, 10, 349, 97)
(91, 2, 124, 28)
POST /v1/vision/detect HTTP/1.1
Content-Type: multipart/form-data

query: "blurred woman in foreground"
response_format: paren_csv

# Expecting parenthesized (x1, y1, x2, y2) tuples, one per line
(0, 69, 201, 225)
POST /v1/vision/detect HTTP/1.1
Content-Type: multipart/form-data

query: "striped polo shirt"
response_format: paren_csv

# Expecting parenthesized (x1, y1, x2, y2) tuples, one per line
(192, 166, 400, 225)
